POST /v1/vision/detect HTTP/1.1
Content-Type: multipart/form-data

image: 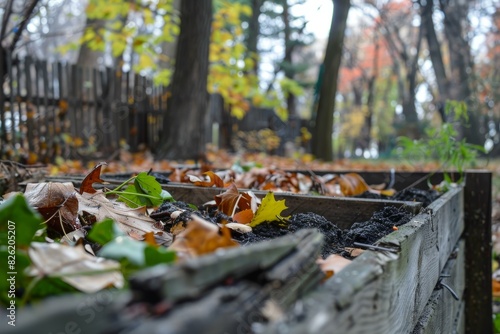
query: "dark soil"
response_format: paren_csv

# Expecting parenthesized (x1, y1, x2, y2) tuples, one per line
(356, 187, 440, 207)
(232, 207, 411, 258)
(152, 202, 413, 259)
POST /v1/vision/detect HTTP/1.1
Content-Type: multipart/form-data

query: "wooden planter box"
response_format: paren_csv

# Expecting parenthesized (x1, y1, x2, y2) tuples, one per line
(153, 178, 466, 334)
(5, 171, 491, 334)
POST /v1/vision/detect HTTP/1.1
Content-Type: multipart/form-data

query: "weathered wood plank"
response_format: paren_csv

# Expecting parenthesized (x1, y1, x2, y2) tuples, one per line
(463, 171, 492, 334)
(453, 299, 465, 334)
(130, 229, 318, 304)
(1, 290, 131, 334)
(411, 239, 465, 334)
(123, 282, 270, 334)
(265, 186, 463, 334)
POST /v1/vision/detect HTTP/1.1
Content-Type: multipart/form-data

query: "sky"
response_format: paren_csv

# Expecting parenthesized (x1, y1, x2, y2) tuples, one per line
(299, 0, 334, 39)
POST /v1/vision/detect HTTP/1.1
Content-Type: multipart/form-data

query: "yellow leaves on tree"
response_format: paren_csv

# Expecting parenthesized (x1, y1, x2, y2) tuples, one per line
(59, 0, 179, 86)
(208, 2, 257, 119)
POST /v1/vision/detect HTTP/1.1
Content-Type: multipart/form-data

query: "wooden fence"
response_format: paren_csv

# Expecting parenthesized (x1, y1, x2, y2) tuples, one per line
(0, 55, 168, 163)
(0, 55, 303, 163)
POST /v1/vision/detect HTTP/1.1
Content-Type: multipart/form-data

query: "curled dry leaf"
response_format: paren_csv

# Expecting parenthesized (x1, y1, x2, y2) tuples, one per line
(225, 222, 252, 234)
(190, 171, 225, 187)
(80, 162, 107, 194)
(168, 215, 238, 259)
(332, 173, 370, 196)
(76, 191, 171, 246)
(24, 182, 80, 236)
(27, 242, 124, 293)
(215, 183, 244, 216)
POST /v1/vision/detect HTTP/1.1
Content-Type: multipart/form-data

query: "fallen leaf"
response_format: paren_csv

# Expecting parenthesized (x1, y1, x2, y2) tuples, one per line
(344, 247, 365, 258)
(335, 173, 370, 196)
(118, 172, 171, 208)
(249, 192, 290, 227)
(76, 191, 171, 245)
(191, 171, 225, 187)
(168, 215, 238, 259)
(316, 254, 352, 277)
(80, 162, 107, 194)
(24, 182, 80, 236)
(215, 183, 242, 216)
(225, 222, 252, 234)
(494, 279, 500, 298)
(27, 242, 124, 293)
(233, 209, 254, 224)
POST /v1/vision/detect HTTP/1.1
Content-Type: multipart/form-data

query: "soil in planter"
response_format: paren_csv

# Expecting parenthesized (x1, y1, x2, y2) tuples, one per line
(356, 187, 440, 207)
(152, 201, 413, 259)
(232, 206, 412, 258)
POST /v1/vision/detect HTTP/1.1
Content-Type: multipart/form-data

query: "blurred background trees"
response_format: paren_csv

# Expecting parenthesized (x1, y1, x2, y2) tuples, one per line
(0, 0, 498, 161)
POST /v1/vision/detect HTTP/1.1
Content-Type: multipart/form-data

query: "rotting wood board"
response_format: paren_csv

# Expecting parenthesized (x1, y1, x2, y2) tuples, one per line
(264, 186, 463, 334)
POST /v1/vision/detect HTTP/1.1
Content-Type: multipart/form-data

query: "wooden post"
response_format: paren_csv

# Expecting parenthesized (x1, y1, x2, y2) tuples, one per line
(40, 60, 50, 161)
(7, 52, 15, 148)
(464, 170, 492, 334)
(25, 57, 35, 155)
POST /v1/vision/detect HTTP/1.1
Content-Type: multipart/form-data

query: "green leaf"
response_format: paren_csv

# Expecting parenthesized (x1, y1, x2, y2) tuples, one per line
(118, 184, 145, 208)
(144, 245, 176, 266)
(98, 236, 146, 266)
(0, 194, 43, 247)
(160, 189, 173, 201)
(87, 218, 124, 245)
(0, 248, 30, 306)
(135, 172, 162, 199)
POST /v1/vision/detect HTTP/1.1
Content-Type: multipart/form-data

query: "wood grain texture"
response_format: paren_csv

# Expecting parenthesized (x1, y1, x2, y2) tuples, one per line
(265, 186, 463, 334)
(463, 171, 492, 334)
(411, 239, 465, 334)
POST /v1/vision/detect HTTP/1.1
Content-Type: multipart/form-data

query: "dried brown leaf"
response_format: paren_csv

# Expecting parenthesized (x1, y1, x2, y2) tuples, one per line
(191, 171, 225, 187)
(215, 183, 241, 216)
(80, 162, 107, 194)
(168, 215, 238, 259)
(24, 182, 80, 236)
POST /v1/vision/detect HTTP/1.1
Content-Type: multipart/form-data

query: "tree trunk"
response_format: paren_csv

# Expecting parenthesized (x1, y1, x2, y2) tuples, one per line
(311, 0, 350, 161)
(77, 18, 108, 67)
(421, 0, 448, 121)
(363, 38, 379, 153)
(440, 0, 482, 145)
(283, 0, 296, 117)
(246, 0, 262, 74)
(156, 0, 212, 160)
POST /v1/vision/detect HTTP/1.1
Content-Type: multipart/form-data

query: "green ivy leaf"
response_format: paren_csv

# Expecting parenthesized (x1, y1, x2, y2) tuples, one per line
(98, 236, 146, 267)
(88, 218, 124, 245)
(144, 245, 176, 266)
(0, 194, 43, 306)
(0, 194, 43, 247)
(118, 184, 146, 208)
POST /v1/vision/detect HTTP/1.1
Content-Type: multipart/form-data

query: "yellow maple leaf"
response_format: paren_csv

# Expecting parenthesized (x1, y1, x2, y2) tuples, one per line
(249, 192, 290, 227)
